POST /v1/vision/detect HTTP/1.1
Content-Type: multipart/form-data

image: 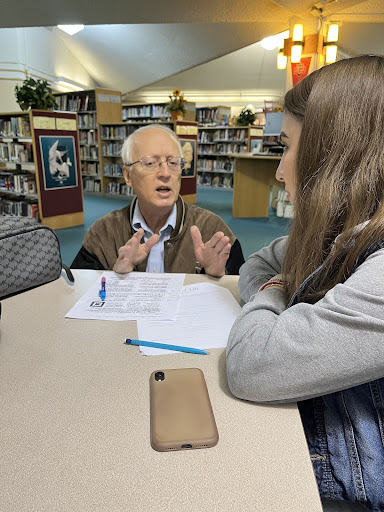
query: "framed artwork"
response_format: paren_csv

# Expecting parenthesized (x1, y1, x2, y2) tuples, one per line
(181, 139, 196, 177)
(39, 136, 78, 190)
(251, 139, 262, 154)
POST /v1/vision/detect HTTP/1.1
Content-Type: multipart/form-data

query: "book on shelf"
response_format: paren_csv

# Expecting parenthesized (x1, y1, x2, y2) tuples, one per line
(83, 162, 100, 175)
(83, 177, 101, 193)
(0, 173, 36, 195)
(0, 117, 31, 138)
(102, 142, 123, 157)
(196, 106, 231, 126)
(103, 163, 123, 177)
(197, 173, 233, 188)
(104, 181, 133, 196)
(0, 197, 39, 219)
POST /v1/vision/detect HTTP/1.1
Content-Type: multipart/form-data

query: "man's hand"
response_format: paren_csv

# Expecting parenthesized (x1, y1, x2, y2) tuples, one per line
(113, 228, 159, 274)
(190, 225, 231, 277)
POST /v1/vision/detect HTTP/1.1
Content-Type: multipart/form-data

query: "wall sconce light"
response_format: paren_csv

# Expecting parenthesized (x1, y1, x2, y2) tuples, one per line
(324, 24, 339, 64)
(291, 24, 304, 63)
(276, 23, 340, 69)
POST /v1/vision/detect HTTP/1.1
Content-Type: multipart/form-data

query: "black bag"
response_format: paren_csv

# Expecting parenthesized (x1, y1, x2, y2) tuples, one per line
(0, 215, 74, 301)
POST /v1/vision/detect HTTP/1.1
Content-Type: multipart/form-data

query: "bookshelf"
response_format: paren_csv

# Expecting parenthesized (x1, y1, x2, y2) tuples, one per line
(0, 110, 83, 229)
(197, 125, 264, 190)
(196, 106, 231, 126)
(122, 101, 197, 123)
(99, 120, 199, 202)
(55, 88, 122, 195)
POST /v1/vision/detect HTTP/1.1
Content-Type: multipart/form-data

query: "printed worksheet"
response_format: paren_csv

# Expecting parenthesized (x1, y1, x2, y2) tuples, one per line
(65, 272, 185, 321)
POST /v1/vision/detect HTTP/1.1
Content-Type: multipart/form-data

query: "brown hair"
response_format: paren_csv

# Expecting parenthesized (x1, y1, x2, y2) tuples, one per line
(281, 55, 384, 301)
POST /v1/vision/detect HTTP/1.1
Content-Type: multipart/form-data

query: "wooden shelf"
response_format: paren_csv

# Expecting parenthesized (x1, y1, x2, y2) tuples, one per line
(55, 88, 122, 196)
(0, 110, 84, 227)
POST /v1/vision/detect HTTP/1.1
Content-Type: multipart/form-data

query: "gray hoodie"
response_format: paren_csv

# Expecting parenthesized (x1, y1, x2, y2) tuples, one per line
(226, 236, 384, 404)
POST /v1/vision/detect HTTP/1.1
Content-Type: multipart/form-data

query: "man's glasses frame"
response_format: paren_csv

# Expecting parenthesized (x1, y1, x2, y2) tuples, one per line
(126, 156, 185, 172)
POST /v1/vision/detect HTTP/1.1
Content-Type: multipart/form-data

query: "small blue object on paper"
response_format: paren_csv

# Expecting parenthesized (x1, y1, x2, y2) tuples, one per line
(99, 276, 106, 301)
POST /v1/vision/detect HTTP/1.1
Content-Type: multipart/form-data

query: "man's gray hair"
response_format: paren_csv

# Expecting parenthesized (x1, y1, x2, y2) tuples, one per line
(121, 124, 183, 165)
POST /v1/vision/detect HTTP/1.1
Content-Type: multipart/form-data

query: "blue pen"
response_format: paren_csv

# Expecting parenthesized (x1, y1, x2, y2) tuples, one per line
(125, 339, 209, 355)
(99, 276, 106, 301)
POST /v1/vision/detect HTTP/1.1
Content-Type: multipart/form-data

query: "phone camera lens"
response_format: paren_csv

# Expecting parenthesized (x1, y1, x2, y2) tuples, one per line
(155, 371, 165, 381)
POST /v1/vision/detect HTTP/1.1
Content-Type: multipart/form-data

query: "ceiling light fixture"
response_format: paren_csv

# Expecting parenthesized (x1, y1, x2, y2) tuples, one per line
(57, 24, 84, 36)
(56, 77, 85, 91)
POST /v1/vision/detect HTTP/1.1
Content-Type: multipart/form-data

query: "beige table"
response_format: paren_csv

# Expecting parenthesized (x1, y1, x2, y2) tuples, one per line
(0, 270, 322, 512)
(230, 153, 281, 218)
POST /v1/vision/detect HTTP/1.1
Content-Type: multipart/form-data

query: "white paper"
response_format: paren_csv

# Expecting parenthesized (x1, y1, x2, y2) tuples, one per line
(65, 272, 185, 321)
(137, 282, 241, 355)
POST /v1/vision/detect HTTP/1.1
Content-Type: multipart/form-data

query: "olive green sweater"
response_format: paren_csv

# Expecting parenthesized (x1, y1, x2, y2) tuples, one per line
(71, 196, 244, 275)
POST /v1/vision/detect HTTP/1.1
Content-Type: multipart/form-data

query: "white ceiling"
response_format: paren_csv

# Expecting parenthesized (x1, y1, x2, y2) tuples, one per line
(2, 0, 384, 103)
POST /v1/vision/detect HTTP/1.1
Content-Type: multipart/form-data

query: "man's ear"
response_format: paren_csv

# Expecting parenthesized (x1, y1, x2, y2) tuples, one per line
(123, 165, 133, 186)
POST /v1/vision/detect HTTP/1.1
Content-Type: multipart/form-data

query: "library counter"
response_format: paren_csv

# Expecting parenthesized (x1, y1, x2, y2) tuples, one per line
(230, 153, 282, 218)
(0, 270, 322, 512)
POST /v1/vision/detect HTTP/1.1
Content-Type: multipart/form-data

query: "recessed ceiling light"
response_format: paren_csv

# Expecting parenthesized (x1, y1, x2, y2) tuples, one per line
(57, 25, 84, 36)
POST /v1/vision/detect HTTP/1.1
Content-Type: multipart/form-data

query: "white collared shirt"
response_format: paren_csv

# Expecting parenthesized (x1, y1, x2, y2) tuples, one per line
(132, 202, 177, 273)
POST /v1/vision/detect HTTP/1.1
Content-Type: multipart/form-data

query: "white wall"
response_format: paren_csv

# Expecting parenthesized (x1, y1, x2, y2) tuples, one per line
(0, 27, 97, 112)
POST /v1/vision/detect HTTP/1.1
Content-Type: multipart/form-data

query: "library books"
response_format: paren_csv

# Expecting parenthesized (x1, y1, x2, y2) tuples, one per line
(0, 117, 31, 138)
(0, 140, 33, 163)
(102, 142, 123, 157)
(0, 173, 37, 195)
(78, 113, 97, 129)
(55, 94, 96, 113)
(83, 162, 100, 176)
(0, 197, 39, 219)
(80, 145, 99, 160)
(103, 163, 123, 177)
(79, 130, 98, 145)
(100, 125, 136, 140)
(197, 173, 233, 188)
(104, 181, 133, 196)
(196, 106, 231, 126)
(83, 177, 101, 193)
(122, 104, 170, 120)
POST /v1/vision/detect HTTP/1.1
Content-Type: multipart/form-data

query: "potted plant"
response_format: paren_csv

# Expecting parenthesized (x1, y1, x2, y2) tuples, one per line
(165, 89, 186, 120)
(15, 78, 58, 111)
(236, 106, 256, 126)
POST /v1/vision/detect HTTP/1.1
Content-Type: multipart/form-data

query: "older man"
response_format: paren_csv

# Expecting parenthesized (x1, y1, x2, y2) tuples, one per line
(71, 124, 244, 276)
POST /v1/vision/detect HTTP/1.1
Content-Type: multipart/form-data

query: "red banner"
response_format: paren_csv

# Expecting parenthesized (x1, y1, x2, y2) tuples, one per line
(291, 58, 311, 86)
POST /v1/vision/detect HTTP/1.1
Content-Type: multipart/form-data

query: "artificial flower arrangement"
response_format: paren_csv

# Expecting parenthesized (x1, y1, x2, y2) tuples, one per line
(165, 88, 187, 115)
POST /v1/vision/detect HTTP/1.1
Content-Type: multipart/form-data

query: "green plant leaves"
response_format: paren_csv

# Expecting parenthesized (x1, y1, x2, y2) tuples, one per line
(236, 107, 256, 126)
(15, 78, 58, 111)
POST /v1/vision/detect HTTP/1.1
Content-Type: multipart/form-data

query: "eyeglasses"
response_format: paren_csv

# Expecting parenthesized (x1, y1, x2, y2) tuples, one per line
(127, 156, 185, 172)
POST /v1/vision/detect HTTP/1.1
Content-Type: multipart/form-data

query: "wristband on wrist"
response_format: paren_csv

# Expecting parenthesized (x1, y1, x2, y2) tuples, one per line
(258, 279, 284, 292)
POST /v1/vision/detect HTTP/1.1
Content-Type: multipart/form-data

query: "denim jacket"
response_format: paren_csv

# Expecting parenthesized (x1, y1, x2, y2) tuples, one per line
(289, 240, 384, 511)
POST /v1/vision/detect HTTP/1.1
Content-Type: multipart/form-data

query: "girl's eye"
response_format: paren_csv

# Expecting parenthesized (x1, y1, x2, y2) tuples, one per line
(278, 139, 288, 151)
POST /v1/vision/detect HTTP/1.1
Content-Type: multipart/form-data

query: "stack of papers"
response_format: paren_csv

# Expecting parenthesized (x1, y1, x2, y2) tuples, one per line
(65, 274, 241, 356)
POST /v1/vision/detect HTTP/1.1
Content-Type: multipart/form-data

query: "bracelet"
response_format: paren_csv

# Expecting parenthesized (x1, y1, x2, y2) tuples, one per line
(258, 279, 284, 292)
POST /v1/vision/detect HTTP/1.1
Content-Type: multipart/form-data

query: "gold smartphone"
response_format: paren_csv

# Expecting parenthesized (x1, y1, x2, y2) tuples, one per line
(149, 368, 219, 452)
